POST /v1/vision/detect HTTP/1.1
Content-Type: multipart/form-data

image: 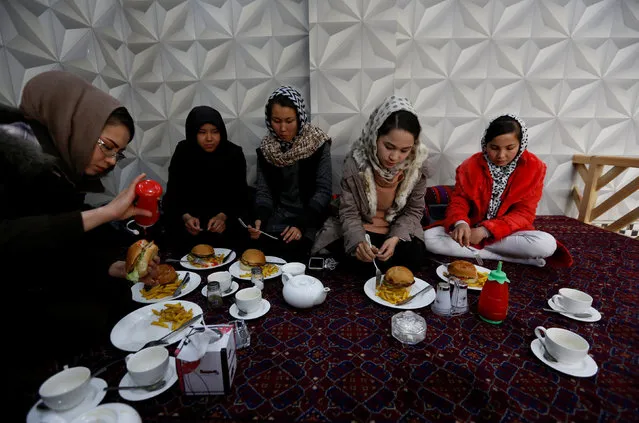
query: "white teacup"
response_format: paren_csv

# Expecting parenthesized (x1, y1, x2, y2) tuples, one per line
(208, 271, 232, 293)
(39, 366, 91, 411)
(534, 326, 589, 364)
(282, 262, 306, 276)
(126, 346, 169, 386)
(235, 287, 262, 314)
(552, 288, 593, 313)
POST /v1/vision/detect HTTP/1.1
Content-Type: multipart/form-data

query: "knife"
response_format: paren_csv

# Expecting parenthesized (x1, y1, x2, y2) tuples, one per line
(172, 273, 191, 297)
(222, 251, 234, 263)
(395, 284, 434, 306)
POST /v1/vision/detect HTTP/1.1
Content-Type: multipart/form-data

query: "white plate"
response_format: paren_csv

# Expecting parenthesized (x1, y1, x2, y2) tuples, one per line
(364, 277, 436, 309)
(530, 339, 598, 377)
(131, 271, 202, 304)
(27, 378, 107, 423)
(110, 300, 203, 352)
(229, 256, 286, 280)
(547, 298, 602, 322)
(179, 248, 235, 270)
(229, 299, 271, 320)
(70, 403, 142, 423)
(435, 264, 491, 291)
(200, 281, 239, 298)
(118, 357, 178, 401)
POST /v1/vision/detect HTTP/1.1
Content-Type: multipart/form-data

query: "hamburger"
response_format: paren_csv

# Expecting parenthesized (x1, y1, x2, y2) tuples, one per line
(377, 266, 415, 304)
(187, 244, 216, 266)
(447, 260, 478, 283)
(240, 249, 266, 271)
(126, 239, 159, 282)
(155, 264, 178, 285)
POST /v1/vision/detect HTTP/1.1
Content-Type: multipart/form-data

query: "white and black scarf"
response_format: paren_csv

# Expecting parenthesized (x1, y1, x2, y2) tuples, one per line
(482, 114, 529, 219)
(260, 86, 329, 167)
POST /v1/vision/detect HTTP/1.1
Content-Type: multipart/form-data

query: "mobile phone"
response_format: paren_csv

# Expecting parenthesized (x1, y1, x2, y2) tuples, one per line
(308, 257, 325, 270)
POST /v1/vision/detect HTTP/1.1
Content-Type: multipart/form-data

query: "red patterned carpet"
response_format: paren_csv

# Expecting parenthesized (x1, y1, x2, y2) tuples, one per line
(26, 216, 639, 422)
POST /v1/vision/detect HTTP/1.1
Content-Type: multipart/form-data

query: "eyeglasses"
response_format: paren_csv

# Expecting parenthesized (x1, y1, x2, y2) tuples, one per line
(97, 138, 126, 161)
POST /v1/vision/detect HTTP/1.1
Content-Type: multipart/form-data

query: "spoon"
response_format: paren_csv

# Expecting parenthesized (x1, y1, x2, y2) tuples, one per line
(104, 379, 166, 392)
(537, 341, 558, 363)
(543, 308, 592, 318)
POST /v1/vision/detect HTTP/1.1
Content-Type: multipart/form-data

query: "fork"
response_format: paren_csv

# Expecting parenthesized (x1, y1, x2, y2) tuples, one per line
(365, 234, 382, 288)
(238, 218, 279, 240)
(466, 246, 484, 266)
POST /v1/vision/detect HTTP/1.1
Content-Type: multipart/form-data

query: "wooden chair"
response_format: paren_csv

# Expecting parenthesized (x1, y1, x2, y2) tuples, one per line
(572, 155, 639, 237)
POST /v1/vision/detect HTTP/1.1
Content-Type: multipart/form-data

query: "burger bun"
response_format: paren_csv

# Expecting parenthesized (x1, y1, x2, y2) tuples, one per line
(447, 260, 477, 280)
(240, 249, 266, 271)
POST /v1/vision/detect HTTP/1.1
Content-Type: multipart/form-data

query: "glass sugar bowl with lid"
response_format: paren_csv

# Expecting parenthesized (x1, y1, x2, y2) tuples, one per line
(391, 310, 426, 345)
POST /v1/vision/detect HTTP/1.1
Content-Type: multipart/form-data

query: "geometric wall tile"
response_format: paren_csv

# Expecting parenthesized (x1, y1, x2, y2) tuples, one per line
(0, 0, 637, 220)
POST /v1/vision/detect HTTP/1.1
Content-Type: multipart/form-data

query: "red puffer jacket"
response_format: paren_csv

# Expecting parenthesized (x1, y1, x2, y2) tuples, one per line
(442, 150, 546, 244)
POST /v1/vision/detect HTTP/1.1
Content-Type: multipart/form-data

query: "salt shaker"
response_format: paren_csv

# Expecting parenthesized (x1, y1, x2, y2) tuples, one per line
(207, 281, 223, 309)
(432, 282, 452, 316)
(251, 267, 264, 290)
(451, 277, 469, 316)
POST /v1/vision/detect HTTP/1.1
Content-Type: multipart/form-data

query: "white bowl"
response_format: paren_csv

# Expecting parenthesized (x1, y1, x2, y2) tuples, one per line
(39, 366, 91, 411)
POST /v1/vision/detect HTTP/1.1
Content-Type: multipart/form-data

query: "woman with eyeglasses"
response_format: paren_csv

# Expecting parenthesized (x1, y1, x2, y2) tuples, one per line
(0, 71, 154, 391)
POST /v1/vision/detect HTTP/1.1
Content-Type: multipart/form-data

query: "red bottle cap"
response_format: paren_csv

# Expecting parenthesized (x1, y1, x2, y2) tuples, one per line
(135, 179, 163, 197)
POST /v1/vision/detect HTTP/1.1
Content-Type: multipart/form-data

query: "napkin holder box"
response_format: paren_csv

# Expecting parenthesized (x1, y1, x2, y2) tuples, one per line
(175, 324, 237, 395)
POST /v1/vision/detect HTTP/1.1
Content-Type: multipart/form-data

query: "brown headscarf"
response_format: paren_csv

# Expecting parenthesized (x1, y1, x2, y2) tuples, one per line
(19, 70, 124, 179)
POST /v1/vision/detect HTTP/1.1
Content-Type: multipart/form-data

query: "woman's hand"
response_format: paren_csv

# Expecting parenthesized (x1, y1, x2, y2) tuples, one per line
(207, 213, 227, 233)
(104, 173, 152, 221)
(377, 236, 399, 261)
(281, 226, 302, 243)
(450, 223, 471, 247)
(355, 240, 377, 262)
(183, 214, 201, 235)
(469, 227, 489, 245)
(248, 220, 262, 240)
(108, 255, 160, 285)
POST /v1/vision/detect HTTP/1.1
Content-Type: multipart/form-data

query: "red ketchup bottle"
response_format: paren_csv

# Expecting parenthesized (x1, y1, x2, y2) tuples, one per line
(478, 261, 510, 324)
(134, 179, 163, 227)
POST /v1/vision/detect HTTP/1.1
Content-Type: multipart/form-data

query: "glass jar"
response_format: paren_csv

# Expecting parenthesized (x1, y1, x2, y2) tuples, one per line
(391, 310, 426, 345)
(207, 281, 223, 309)
(432, 282, 452, 316)
(251, 267, 264, 290)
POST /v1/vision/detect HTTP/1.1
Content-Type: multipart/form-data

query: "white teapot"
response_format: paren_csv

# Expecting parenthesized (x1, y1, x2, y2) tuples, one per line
(281, 273, 330, 309)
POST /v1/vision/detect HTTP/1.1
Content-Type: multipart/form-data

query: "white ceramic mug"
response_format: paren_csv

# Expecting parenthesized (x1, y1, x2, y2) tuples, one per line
(281, 262, 306, 277)
(534, 326, 589, 364)
(208, 271, 232, 293)
(552, 288, 593, 313)
(39, 366, 91, 411)
(126, 346, 169, 386)
(235, 287, 262, 314)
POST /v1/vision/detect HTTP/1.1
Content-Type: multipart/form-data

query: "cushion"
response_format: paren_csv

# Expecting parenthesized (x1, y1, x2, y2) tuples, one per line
(421, 185, 454, 227)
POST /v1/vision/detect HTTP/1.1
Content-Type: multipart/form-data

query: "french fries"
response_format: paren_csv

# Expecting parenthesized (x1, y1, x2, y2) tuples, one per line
(443, 270, 489, 288)
(187, 253, 224, 268)
(376, 286, 410, 304)
(240, 263, 279, 278)
(139, 276, 184, 300)
(150, 303, 193, 330)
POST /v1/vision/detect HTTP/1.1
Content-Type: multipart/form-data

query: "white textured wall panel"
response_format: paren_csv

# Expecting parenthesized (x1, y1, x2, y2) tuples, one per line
(0, 0, 637, 220)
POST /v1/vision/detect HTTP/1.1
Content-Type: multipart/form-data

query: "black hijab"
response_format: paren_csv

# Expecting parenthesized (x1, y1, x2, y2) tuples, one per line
(185, 106, 227, 147)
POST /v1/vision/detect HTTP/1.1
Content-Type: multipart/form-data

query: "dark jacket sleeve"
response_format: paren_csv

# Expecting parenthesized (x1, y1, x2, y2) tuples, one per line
(295, 143, 332, 230)
(253, 157, 274, 225)
(219, 146, 249, 220)
(0, 211, 85, 255)
(162, 142, 191, 225)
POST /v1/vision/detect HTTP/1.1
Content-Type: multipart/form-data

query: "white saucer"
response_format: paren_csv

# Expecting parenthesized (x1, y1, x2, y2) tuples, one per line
(530, 339, 598, 377)
(70, 403, 142, 423)
(118, 357, 177, 401)
(547, 298, 602, 322)
(200, 281, 239, 298)
(229, 299, 271, 320)
(27, 378, 107, 423)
